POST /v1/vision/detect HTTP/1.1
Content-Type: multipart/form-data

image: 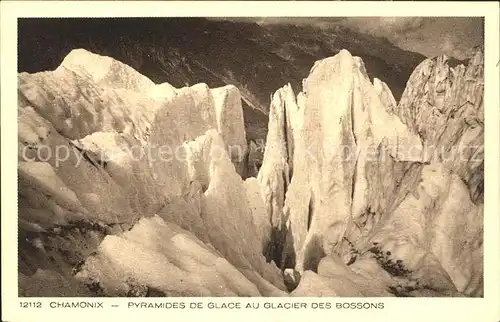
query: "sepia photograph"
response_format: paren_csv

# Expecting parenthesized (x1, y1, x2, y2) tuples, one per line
(13, 15, 488, 299)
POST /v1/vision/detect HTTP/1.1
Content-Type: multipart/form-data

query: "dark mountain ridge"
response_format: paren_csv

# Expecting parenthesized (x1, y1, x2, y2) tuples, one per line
(18, 18, 425, 144)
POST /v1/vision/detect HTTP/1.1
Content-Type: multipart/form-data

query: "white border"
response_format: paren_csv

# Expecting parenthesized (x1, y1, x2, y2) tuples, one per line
(1, 2, 499, 322)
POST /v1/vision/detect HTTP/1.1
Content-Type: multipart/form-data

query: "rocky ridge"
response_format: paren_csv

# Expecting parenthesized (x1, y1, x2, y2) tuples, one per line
(18, 47, 484, 297)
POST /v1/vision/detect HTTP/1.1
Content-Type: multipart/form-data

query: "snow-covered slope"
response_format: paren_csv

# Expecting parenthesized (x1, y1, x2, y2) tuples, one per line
(18, 49, 285, 297)
(397, 48, 484, 203)
(257, 49, 483, 297)
(18, 48, 483, 297)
